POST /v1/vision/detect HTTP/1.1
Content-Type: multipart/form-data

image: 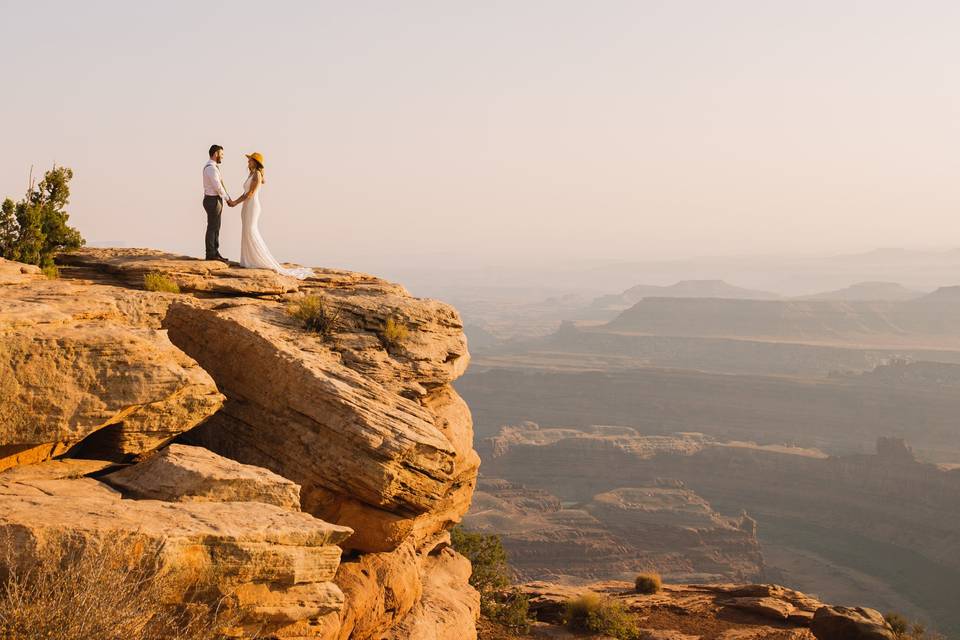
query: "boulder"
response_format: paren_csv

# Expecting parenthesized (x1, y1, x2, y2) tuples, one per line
(720, 596, 794, 620)
(0, 277, 223, 468)
(103, 443, 301, 509)
(811, 606, 895, 640)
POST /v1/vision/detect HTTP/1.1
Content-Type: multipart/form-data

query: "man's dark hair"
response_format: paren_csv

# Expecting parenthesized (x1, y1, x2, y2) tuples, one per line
(208, 144, 223, 157)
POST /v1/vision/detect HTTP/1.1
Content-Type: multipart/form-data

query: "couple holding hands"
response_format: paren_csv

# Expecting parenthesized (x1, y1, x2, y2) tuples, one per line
(202, 144, 312, 279)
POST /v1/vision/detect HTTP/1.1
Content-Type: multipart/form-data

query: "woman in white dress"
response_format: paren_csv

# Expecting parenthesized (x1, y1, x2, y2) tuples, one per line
(233, 152, 313, 279)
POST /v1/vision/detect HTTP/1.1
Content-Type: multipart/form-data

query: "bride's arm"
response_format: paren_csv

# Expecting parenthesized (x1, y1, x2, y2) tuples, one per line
(233, 172, 261, 206)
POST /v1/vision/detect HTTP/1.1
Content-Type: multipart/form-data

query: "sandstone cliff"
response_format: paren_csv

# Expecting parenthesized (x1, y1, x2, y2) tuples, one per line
(0, 249, 480, 639)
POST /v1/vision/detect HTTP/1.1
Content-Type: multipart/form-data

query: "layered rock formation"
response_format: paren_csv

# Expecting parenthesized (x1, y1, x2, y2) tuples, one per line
(465, 477, 763, 584)
(0, 455, 353, 637)
(480, 423, 960, 635)
(0, 249, 480, 639)
(0, 263, 222, 469)
(459, 365, 960, 459)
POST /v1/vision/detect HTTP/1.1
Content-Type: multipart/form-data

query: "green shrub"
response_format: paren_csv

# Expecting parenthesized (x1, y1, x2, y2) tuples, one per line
(484, 588, 531, 633)
(450, 527, 510, 595)
(450, 527, 529, 631)
(634, 572, 661, 594)
(286, 295, 341, 338)
(143, 272, 180, 294)
(41, 264, 59, 279)
(380, 316, 409, 349)
(565, 593, 639, 640)
(0, 166, 84, 267)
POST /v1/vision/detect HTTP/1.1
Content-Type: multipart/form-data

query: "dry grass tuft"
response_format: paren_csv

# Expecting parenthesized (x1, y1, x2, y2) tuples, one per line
(0, 532, 241, 640)
(143, 272, 180, 294)
(286, 294, 341, 339)
(634, 572, 662, 595)
(41, 265, 59, 279)
(381, 316, 409, 350)
(564, 592, 639, 640)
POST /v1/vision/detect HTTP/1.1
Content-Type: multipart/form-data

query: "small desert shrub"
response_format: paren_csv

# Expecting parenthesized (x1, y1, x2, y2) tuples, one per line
(0, 532, 239, 640)
(565, 593, 639, 640)
(885, 612, 945, 640)
(451, 526, 510, 595)
(634, 572, 662, 594)
(143, 272, 180, 293)
(380, 316, 409, 349)
(42, 264, 59, 279)
(485, 589, 531, 633)
(451, 527, 530, 631)
(286, 294, 341, 338)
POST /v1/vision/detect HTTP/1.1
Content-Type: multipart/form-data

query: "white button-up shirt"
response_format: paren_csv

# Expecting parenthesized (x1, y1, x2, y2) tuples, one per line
(202, 160, 230, 199)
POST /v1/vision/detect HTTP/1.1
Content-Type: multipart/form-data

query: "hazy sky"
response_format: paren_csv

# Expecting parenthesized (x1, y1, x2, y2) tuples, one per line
(2, 1, 960, 274)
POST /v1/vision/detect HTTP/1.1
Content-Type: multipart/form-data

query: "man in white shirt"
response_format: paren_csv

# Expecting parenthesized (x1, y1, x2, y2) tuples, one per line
(202, 145, 236, 261)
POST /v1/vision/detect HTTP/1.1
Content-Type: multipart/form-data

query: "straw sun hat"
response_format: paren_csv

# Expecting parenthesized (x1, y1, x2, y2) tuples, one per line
(245, 152, 265, 168)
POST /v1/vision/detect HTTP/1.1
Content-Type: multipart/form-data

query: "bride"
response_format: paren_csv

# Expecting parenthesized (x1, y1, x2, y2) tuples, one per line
(232, 152, 313, 279)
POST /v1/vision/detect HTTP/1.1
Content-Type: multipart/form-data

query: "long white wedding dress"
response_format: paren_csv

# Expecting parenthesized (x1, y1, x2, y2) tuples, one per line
(240, 173, 313, 279)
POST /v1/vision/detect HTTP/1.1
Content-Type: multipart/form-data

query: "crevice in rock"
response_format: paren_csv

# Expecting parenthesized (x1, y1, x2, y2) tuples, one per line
(64, 423, 130, 461)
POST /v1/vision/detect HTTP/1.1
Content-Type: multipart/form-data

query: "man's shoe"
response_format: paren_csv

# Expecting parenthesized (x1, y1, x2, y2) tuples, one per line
(215, 255, 231, 264)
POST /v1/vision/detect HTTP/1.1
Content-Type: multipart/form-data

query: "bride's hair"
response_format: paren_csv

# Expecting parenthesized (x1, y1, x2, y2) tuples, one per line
(250, 159, 265, 184)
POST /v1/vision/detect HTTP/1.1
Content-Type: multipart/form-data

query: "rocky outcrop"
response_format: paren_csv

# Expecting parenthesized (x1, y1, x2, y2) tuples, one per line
(0, 250, 481, 639)
(0, 458, 353, 637)
(521, 580, 824, 639)
(103, 443, 301, 509)
(0, 273, 222, 469)
(811, 606, 895, 640)
(163, 292, 477, 554)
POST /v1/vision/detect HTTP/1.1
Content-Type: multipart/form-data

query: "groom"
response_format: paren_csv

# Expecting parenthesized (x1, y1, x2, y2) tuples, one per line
(202, 144, 237, 262)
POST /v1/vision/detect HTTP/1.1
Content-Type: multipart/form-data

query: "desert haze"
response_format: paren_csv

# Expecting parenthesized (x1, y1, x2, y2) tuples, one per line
(3, 2, 960, 640)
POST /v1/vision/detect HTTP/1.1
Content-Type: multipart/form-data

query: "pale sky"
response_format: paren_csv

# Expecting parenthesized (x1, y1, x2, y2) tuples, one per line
(2, 1, 959, 274)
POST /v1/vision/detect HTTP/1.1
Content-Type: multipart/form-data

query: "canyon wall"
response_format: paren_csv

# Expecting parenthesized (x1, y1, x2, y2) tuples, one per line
(465, 476, 763, 584)
(479, 423, 960, 635)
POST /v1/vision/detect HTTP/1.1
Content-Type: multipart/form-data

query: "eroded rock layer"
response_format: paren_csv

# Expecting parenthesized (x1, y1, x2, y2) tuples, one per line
(0, 274, 222, 468)
(465, 477, 763, 584)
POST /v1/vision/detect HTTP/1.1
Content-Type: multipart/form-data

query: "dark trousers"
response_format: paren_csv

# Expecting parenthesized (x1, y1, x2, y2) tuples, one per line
(203, 195, 223, 259)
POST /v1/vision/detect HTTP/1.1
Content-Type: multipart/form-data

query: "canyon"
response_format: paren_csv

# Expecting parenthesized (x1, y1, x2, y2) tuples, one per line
(471, 423, 960, 635)
(0, 250, 913, 639)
